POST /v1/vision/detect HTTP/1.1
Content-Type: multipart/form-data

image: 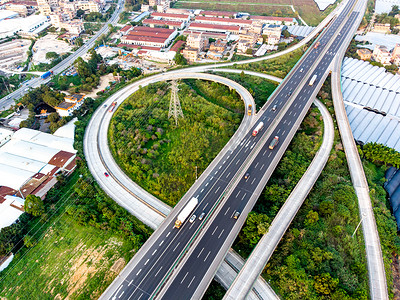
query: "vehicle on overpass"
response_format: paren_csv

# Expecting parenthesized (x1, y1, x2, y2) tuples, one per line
(109, 101, 117, 112)
(309, 74, 317, 86)
(269, 136, 279, 149)
(252, 122, 264, 136)
(247, 104, 252, 116)
(175, 197, 199, 228)
(41, 70, 53, 80)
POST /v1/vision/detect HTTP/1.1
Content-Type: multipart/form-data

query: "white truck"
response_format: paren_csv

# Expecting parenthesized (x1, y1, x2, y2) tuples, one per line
(175, 197, 199, 228)
(309, 74, 317, 86)
(252, 122, 264, 136)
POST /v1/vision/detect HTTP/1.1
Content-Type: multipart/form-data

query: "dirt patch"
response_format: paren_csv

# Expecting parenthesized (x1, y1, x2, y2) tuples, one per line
(65, 238, 123, 299)
(110, 258, 126, 273)
(84, 73, 115, 99)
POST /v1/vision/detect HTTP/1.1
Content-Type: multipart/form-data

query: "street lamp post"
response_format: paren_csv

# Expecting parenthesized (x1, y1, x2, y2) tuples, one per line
(352, 212, 367, 238)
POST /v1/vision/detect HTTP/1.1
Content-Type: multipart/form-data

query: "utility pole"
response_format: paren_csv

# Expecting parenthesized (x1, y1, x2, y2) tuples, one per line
(1, 77, 11, 94)
(168, 80, 184, 126)
(352, 212, 367, 238)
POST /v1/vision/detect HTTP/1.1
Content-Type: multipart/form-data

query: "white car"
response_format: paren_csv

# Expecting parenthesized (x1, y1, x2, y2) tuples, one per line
(189, 215, 196, 223)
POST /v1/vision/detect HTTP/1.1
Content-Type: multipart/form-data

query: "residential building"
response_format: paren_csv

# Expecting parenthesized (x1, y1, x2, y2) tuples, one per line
(62, 20, 84, 35)
(4, 3, 28, 16)
(141, 4, 150, 12)
(373, 23, 391, 33)
(55, 94, 85, 117)
(393, 55, 400, 66)
(149, 0, 158, 6)
(182, 47, 198, 62)
(357, 48, 372, 60)
(207, 51, 223, 60)
(209, 39, 227, 52)
(76, 0, 100, 12)
(392, 44, 400, 60)
(187, 32, 208, 51)
(373, 45, 391, 65)
(156, 0, 169, 13)
(262, 24, 282, 37)
(237, 40, 252, 53)
(268, 35, 280, 45)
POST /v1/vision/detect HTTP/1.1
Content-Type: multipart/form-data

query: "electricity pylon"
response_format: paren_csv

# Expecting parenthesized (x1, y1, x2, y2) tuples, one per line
(168, 80, 184, 126)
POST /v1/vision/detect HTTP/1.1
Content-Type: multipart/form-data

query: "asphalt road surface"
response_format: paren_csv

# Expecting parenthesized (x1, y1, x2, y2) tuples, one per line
(101, 0, 361, 298)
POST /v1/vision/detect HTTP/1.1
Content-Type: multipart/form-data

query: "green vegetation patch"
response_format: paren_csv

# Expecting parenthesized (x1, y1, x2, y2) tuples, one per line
(109, 80, 243, 206)
(173, 0, 336, 26)
(233, 48, 305, 78)
(213, 72, 278, 110)
(0, 172, 151, 299)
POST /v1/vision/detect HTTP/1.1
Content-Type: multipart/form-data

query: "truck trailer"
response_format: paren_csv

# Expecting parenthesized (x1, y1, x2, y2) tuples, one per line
(252, 122, 264, 136)
(41, 70, 53, 80)
(175, 197, 199, 228)
(309, 74, 317, 86)
(108, 101, 117, 112)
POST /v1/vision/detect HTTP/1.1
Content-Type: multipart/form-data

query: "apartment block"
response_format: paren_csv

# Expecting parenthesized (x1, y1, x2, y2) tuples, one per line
(373, 45, 391, 65)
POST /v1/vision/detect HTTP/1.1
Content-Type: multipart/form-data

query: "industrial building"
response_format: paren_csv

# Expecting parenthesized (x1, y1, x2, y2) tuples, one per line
(341, 57, 400, 151)
(0, 127, 77, 203)
(120, 26, 177, 48)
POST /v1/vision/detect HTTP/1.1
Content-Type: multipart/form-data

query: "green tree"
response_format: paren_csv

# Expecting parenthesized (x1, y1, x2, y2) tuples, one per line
(282, 29, 290, 38)
(314, 273, 339, 295)
(75, 37, 83, 47)
(174, 53, 187, 65)
(45, 52, 58, 60)
(24, 195, 45, 217)
(304, 210, 319, 227)
(74, 57, 92, 77)
(24, 235, 35, 248)
(76, 8, 85, 18)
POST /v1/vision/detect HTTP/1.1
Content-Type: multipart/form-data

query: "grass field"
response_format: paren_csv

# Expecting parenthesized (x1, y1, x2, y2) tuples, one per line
(173, 0, 338, 26)
(0, 173, 139, 299)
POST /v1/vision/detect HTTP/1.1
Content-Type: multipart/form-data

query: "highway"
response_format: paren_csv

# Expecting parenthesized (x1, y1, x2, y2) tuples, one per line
(0, 0, 124, 110)
(223, 96, 335, 299)
(100, 0, 363, 298)
(331, 0, 388, 296)
(157, 4, 362, 299)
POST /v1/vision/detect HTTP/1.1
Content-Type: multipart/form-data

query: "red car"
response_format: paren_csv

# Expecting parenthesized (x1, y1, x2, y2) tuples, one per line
(104, 172, 109, 177)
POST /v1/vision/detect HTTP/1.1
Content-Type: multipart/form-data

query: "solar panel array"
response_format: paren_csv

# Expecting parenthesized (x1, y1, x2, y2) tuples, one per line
(341, 57, 400, 151)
